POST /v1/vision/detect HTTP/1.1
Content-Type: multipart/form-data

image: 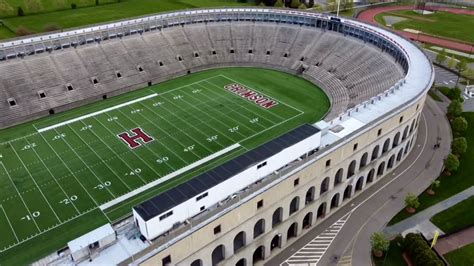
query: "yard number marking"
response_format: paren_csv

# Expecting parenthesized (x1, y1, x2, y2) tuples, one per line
(21, 143, 36, 151)
(156, 157, 169, 164)
(184, 145, 195, 152)
(21, 211, 40, 221)
(94, 181, 111, 190)
(228, 126, 239, 133)
(59, 195, 78, 205)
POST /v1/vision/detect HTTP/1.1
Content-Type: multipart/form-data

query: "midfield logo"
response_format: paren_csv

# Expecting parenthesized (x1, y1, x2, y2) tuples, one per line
(118, 128, 154, 149)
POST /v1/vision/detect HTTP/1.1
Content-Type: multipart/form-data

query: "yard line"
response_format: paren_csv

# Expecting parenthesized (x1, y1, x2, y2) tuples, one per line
(0, 162, 41, 231)
(201, 81, 283, 125)
(176, 88, 253, 139)
(187, 83, 265, 133)
(0, 204, 19, 242)
(49, 128, 116, 198)
(114, 108, 196, 166)
(23, 137, 81, 215)
(9, 143, 62, 223)
(90, 117, 162, 180)
(99, 143, 241, 210)
(240, 112, 304, 144)
(65, 124, 134, 190)
(148, 93, 235, 148)
(218, 74, 305, 114)
(36, 93, 158, 133)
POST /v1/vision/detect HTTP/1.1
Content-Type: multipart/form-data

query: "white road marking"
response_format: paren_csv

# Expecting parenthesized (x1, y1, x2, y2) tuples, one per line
(0, 204, 19, 242)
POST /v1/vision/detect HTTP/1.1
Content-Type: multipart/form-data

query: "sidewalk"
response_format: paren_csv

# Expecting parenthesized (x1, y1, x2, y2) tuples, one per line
(435, 226, 474, 255)
(384, 186, 474, 238)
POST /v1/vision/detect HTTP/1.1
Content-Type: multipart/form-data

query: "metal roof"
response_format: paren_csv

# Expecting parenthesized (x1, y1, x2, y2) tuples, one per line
(133, 124, 319, 221)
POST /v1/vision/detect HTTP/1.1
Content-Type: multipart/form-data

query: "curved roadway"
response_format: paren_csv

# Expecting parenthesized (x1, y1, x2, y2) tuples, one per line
(266, 97, 452, 265)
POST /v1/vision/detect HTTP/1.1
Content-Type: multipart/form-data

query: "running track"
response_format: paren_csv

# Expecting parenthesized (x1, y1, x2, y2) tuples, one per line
(357, 5, 474, 53)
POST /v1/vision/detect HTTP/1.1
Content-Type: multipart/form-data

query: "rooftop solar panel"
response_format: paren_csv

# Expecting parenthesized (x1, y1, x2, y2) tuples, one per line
(134, 124, 319, 221)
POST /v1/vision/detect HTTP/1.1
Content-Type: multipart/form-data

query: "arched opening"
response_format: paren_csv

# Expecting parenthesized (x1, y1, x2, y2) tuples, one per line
(317, 202, 327, 219)
(270, 234, 282, 251)
(320, 177, 330, 195)
(302, 212, 313, 229)
(212, 245, 225, 266)
(272, 207, 283, 227)
(382, 138, 390, 154)
(289, 197, 299, 216)
(191, 259, 203, 266)
(404, 141, 410, 154)
(393, 132, 401, 148)
(334, 168, 343, 186)
(330, 193, 340, 209)
(343, 185, 352, 200)
(402, 126, 409, 141)
(366, 169, 375, 184)
(252, 246, 265, 264)
(233, 231, 246, 253)
(235, 258, 246, 266)
(254, 219, 265, 239)
(409, 119, 416, 133)
(377, 162, 385, 176)
(355, 176, 364, 192)
(305, 186, 315, 205)
(347, 160, 356, 179)
(360, 152, 368, 169)
(387, 155, 395, 169)
(371, 145, 380, 161)
(397, 148, 403, 162)
(287, 222, 298, 240)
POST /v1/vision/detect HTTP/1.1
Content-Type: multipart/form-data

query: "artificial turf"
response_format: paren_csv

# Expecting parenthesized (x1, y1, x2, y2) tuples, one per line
(0, 67, 329, 264)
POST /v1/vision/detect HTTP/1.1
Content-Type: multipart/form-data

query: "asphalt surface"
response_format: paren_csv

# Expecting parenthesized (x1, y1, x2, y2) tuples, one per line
(266, 98, 452, 266)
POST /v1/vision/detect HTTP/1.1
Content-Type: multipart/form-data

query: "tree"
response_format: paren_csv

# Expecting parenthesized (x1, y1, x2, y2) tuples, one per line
(427, 180, 440, 195)
(445, 153, 460, 174)
(289, 0, 300, 8)
(456, 59, 468, 74)
(371, 232, 389, 257)
(452, 116, 468, 133)
(17, 6, 24, 16)
(307, 0, 314, 8)
(71, 3, 77, 9)
(447, 56, 457, 69)
(447, 100, 463, 117)
(405, 193, 420, 212)
(274, 0, 284, 7)
(343, 0, 354, 10)
(298, 3, 307, 9)
(435, 49, 447, 64)
(447, 87, 462, 101)
(326, 0, 337, 12)
(452, 137, 467, 156)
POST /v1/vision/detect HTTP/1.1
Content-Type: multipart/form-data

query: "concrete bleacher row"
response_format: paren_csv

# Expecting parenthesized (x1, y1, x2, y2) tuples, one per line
(0, 22, 404, 128)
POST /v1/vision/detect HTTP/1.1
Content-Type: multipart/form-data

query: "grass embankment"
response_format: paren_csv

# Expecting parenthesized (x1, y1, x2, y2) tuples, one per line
(389, 113, 474, 225)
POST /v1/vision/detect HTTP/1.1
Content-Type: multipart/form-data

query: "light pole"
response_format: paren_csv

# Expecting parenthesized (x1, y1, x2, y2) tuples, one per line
(336, 0, 341, 17)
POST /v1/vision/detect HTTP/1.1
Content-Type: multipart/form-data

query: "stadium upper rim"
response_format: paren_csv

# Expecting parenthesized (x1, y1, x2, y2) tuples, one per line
(0, 8, 433, 131)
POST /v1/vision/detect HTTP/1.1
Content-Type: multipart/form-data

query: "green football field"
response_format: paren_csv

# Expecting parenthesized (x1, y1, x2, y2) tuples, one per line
(0, 67, 329, 264)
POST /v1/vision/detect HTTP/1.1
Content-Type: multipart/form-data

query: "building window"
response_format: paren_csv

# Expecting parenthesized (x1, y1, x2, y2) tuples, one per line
(377, 129, 382, 136)
(38, 91, 46, 99)
(196, 192, 208, 201)
(353, 143, 358, 151)
(326, 159, 331, 167)
(162, 255, 171, 266)
(257, 161, 267, 169)
(294, 178, 299, 187)
(200, 206, 205, 211)
(159, 210, 173, 221)
(257, 199, 263, 209)
(399, 116, 403, 123)
(8, 98, 16, 107)
(214, 225, 221, 235)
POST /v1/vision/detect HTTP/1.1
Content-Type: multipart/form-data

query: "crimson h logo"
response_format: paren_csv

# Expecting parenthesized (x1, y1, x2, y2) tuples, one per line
(118, 128, 154, 149)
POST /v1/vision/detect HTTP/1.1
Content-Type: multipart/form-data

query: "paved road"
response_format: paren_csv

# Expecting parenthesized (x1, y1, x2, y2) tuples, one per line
(266, 98, 452, 266)
(357, 5, 474, 53)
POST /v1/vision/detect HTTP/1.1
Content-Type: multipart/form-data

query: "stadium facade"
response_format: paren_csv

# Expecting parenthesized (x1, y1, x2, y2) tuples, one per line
(0, 8, 433, 265)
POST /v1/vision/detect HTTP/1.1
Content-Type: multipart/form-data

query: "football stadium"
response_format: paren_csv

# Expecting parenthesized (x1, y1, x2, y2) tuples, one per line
(0, 8, 433, 265)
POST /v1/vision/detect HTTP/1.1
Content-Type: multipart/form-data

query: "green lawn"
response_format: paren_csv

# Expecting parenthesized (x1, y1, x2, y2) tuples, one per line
(431, 196, 474, 234)
(0, 0, 254, 38)
(0, 67, 329, 264)
(444, 242, 474, 266)
(389, 113, 474, 225)
(376, 10, 474, 43)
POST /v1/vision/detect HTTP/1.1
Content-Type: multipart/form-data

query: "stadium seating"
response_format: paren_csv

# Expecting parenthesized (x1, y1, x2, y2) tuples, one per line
(0, 22, 404, 128)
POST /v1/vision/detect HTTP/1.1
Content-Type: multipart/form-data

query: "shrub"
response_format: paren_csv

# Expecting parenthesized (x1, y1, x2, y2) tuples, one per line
(452, 116, 468, 133)
(447, 100, 463, 117)
(435, 49, 447, 64)
(405, 193, 420, 209)
(452, 137, 467, 155)
(370, 232, 390, 252)
(445, 153, 460, 173)
(71, 3, 77, 9)
(15, 26, 32, 36)
(17, 6, 24, 16)
(447, 87, 462, 101)
(404, 233, 444, 265)
(44, 24, 60, 32)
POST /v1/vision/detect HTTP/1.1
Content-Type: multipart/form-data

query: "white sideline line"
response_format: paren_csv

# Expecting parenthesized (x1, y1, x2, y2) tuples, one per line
(99, 143, 241, 210)
(37, 93, 158, 133)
